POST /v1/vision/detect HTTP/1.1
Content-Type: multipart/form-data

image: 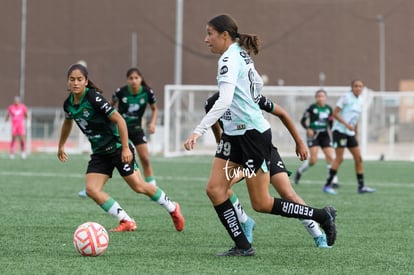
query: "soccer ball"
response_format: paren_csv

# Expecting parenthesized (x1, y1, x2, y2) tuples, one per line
(73, 222, 109, 256)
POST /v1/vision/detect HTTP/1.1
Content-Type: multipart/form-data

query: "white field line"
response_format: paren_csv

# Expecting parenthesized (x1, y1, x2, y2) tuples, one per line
(0, 170, 413, 187)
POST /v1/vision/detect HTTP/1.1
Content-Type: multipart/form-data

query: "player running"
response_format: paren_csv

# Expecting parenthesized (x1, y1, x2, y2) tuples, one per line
(294, 89, 339, 186)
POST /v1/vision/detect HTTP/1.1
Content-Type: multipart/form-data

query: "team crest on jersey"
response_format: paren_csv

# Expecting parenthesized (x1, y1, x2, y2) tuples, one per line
(313, 108, 318, 114)
(220, 65, 228, 75)
(140, 98, 146, 105)
(122, 97, 128, 103)
(83, 109, 90, 118)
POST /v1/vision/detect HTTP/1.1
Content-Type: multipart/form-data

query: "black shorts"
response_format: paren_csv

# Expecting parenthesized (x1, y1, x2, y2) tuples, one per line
(307, 130, 332, 148)
(128, 128, 147, 146)
(86, 144, 138, 177)
(332, 130, 358, 148)
(215, 129, 272, 173)
(269, 146, 289, 176)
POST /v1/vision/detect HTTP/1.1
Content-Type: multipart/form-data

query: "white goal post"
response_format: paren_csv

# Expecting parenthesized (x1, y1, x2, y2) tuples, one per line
(164, 84, 414, 161)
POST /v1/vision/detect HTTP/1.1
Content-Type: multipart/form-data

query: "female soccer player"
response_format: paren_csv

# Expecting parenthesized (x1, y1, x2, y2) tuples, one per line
(294, 89, 339, 185)
(323, 79, 376, 194)
(110, 68, 158, 186)
(78, 67, 158, 197)
(58, 63, 184, 232)
(184, 14, 337, 256)
(5, 96, 28, 159)
(205, 92, 331, 248)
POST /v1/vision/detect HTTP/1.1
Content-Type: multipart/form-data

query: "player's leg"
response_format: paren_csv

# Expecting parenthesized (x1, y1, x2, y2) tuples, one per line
(246, 169, 337, 246)
(348, 145, 376, 194)
(271, 172, 330, 247)
(85, 172, 136, 232)
(121, 164, 184, 231)
(228, 189, 256, 243)
(135, 142, 157, 186)
(207, 157, 254, 256)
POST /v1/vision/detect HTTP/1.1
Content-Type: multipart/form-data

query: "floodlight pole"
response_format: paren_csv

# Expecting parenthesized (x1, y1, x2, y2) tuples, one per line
(174, 0, 183, 84)
(376, 15, 385, 92)
(19, 0, 27, 101)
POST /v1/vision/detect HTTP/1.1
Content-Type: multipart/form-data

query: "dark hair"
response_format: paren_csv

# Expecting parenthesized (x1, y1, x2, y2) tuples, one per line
(126, 67, 152, 90)
(315, 89, 327, 97)
(351, 79, 364, 87)
(66, 63, 104, 94)
(208, 14, 260, 55)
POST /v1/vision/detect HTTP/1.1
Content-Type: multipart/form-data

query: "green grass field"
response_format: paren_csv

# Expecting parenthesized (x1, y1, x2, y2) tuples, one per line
(0, 153, 412, 274)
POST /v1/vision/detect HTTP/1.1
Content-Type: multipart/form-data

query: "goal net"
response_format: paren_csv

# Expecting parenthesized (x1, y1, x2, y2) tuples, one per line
(164, 84, 414, 161)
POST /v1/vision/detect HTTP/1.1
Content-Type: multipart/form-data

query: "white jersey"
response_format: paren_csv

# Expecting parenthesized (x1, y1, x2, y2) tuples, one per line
(217, 43, 270, 135)
(332, 91, 364, 136)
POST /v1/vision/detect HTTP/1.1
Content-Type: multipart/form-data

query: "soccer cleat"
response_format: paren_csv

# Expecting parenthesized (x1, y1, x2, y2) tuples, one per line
(332, 183, 341, 189)
(216, 246, 256, 256)
(21, 152, 27, 159)
(78, 189, 87, 198)
(9, 154, 15, 160)
(323, 185, 337, 195)
(314, 233, 331, 248)
(240, 217, 256, 244)
(110, 220, 137, 232)
(320, 206, 337, 246)
(358, 186, 376, 194)
(293, 170, 301, 184)
(170, 202, 185, 232)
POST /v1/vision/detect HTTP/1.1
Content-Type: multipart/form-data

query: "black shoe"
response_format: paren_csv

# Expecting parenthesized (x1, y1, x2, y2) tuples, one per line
(332, 183, 340, 189)
(294, 171, 301, 184)
(321, 206, 337, 246)
(216, 246, 256, 256)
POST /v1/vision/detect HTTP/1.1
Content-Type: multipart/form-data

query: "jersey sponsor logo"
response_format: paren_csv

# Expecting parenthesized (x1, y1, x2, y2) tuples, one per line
(221, 109, 231, 120)
(220, 65, 228, 75)
(236, 124, 246, 130)
(101, 102, 112, 113)
(83, 109, 90, 118)
(123, 164, 131, 172)
(240, 50, 253, 64)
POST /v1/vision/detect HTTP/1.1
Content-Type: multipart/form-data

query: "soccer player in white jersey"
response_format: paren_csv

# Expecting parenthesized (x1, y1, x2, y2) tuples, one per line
(323, 79, 376, 195)
(184, 14, 337, 256)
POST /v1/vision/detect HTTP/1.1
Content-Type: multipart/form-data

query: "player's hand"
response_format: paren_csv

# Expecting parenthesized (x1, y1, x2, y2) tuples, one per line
(148, 123, 156, 134)
(121, 147, 133, 164)
(57, 149, 68, 162)
(306, 128, 314, 138)
(184, 133, 200, 151)
(296, 141, 308, 161)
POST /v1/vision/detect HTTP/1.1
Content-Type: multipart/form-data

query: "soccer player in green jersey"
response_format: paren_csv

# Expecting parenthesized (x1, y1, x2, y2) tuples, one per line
(58, 64, 184, 232)
(110, 68, 158, 187)
(294, 89, 339, 185)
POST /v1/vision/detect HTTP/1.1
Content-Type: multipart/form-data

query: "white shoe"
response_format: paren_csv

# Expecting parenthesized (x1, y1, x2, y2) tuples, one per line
(21, 152, 27, 159)
(10, 154, 15, 159)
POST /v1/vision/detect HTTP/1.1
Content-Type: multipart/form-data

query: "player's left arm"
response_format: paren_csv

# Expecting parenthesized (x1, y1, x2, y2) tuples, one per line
(148, 103, 158, 134)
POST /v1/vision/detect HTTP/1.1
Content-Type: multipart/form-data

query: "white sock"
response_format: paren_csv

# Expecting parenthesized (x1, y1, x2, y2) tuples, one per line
(301, 219, 323, 238)
(145, 176, 157, 186)
(102, 199, 133, 222)
(151, 188, 176, 213)
(298, 159, 310, 174)
(230, 193, 248, 223)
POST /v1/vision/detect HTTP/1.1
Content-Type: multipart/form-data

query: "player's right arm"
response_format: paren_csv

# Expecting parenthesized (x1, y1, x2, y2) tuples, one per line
(57, 118, 73, 162)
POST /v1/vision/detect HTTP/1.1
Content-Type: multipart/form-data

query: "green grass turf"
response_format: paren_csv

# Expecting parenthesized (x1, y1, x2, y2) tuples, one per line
(0, 153, 412, 274)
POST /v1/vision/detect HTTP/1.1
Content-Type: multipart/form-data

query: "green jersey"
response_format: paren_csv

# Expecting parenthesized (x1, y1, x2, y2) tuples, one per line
(300, 103, 333, 132)
(63, 88, 121, 155)
(112, 85, 157, 131)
